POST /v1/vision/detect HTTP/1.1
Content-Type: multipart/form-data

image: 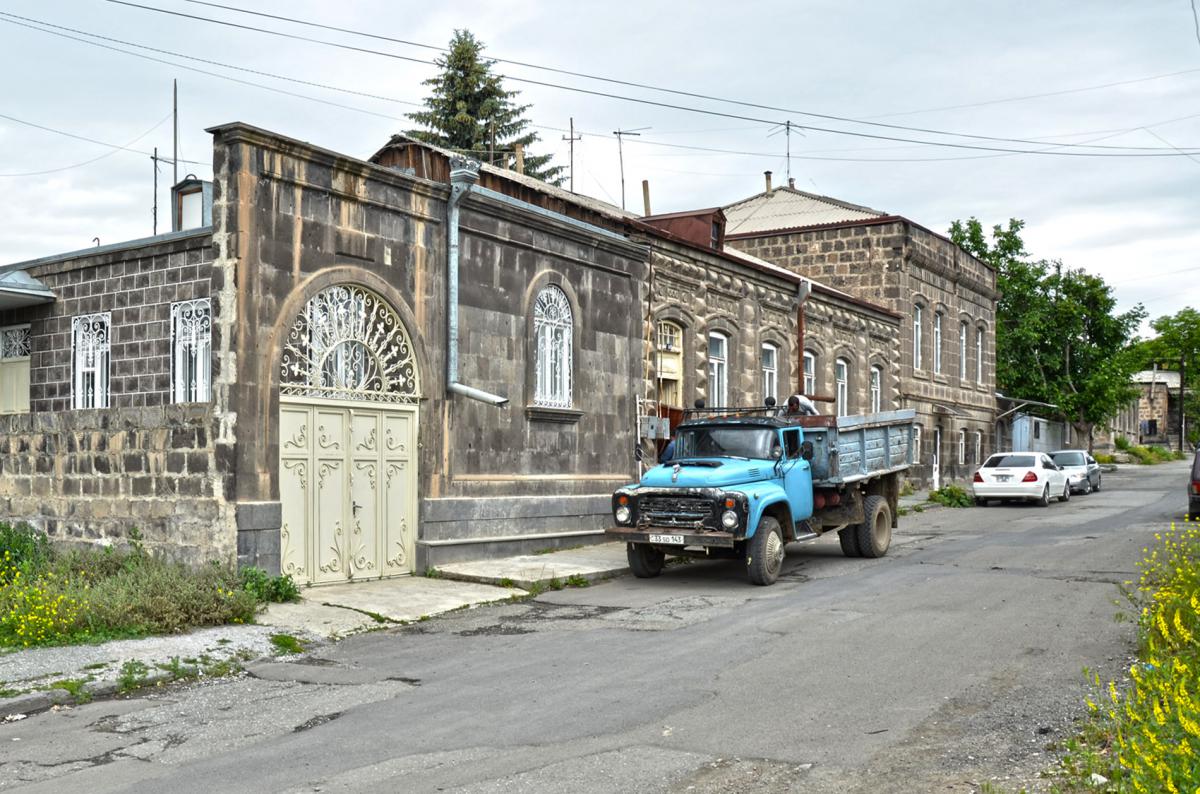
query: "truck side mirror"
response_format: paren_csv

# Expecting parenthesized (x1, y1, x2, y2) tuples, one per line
(801, 441, 814, 461)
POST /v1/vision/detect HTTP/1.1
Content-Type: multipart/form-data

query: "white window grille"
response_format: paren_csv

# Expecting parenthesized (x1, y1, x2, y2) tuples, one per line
(960, 321, 968, 380)
(974, 430, 983, 465)
(708, 332, 728, 408)
(914, 425, 922, 462)
(533, 285, 573, 408)
(0, 324, 31, 414)
(72, 313, 110, 409)
(803, 351, 816, 396)
(656, 321, 679, 352)
(835, 357, 849, 417)
(976, 327, 984, 384)
(761, 343, 778, 404)
(913, 305, 923, 370)
(171, 299, 212, 403)
(958, 428, 966, 465)
(869, 365, 882, 413)
(0, 326, 30, 359)
(933, 311, 943, 374)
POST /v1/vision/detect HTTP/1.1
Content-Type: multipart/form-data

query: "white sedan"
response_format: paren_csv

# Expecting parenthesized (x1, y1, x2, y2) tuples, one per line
(972, 451, 1070, 506)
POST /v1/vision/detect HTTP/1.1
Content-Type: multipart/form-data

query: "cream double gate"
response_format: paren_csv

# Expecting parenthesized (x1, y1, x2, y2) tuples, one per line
(279, 400, 416, 584)
(276, 284, 421, 585)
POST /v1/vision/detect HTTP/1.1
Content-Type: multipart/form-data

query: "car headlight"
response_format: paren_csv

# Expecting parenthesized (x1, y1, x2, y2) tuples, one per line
(721, 510, 739, 529)
(615, 506, 632, 524)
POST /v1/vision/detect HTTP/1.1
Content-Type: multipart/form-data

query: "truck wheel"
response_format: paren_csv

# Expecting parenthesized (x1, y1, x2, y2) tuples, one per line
(627, 543, 665, 578)
(854, 495, 892, 558)
(746, 516, 785, 586)
(838, 527, 862, 557)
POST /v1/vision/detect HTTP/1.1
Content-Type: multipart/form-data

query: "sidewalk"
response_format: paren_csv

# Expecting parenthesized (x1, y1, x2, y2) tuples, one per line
(0, 543, 631, 719)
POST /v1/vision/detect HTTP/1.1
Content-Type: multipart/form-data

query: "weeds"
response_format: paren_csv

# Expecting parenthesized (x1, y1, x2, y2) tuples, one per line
(240, 567, 300, 603)
(498, 578, 516, 588)
(565, 575, 589, 588)
(929, 484, 974, 508)
(423, 567, 442, 579)
(117, 660, 150, 693)
(269, 633, 306, 655)
(48, 677, 93, 704)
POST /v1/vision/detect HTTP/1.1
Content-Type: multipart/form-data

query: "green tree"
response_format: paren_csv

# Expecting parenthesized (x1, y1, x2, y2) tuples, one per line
(949, 217, 1145, 449)
(406, 30, 563, 185)
(1135, 308, 1200, 446)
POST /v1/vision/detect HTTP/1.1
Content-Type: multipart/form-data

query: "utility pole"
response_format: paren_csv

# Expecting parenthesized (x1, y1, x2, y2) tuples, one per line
(172, 79, 178, 187)
(612, 127, 648, 210)
(562, 117, 582, 193)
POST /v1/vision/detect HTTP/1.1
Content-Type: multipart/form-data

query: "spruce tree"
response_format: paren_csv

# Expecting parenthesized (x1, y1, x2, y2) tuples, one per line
(406, 30, 563, 185)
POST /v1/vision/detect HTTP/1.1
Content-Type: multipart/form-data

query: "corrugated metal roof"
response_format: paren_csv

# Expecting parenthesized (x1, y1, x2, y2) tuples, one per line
(722, 187, 887, 236)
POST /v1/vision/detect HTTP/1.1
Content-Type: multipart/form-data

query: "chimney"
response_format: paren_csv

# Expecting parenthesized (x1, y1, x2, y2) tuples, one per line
(788, 177, 795, 189)
(514, 143, 525, 175)
(764, 170, 773, 192)
(641, 179, 651, 216)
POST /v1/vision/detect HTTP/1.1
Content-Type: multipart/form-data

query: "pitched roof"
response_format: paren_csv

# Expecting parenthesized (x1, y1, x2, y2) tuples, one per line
(722, 187, 887, 236)
(1133, 370, 1182, 388)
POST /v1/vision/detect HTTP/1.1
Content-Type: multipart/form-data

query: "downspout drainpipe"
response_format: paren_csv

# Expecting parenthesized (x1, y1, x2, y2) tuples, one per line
(795, 278, 811, 394)
(447, 156, 509, 406)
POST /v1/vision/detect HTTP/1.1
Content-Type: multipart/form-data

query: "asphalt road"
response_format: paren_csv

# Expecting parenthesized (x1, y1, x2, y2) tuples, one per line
(1, 461, 1189, 793)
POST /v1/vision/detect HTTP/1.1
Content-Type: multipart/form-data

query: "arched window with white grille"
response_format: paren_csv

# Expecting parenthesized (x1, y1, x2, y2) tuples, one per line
(803, 350, 816, 396)
(869, 365, 882, 413)
(761, 343, 778, 404)
(835, 357, 849, 417)
(533, 285, 573, 408)
(72, 313, 110, 409)
(172, 299, 211, 403)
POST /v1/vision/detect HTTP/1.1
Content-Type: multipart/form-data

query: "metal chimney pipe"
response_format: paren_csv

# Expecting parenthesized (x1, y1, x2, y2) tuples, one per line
(514, 143, 525, 175)
(641, 179, 651, 216)
(764, 170, 773, 192)
(788, 177, 795, 189)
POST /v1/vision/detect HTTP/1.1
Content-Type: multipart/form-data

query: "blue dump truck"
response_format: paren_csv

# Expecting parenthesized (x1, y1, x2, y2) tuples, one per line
(607, 407, 916, 585)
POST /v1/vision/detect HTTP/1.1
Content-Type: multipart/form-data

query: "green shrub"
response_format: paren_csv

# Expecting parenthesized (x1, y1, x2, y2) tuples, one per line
(928, 484, 974, 508)
(240, 567, 301, 603)
(1094, 453, 1115, 465)
(0, 521, 53, 581)
(1114, 435, 1133, 451)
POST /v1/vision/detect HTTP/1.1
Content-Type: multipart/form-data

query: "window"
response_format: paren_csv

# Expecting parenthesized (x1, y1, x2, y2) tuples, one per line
(914, 425, 922, 462)
(710, 221, 721, 249)
(533, 285, 573, 408)
(656, 320, 683, 407)
(959, 321, 968, 380)
(783, 428, 801, 458)
(171, 299, 211, 403)
(958, 428, 966, 465)
(1034, 421, 1041, 440)
(976, 327, 984, 384)
(761, 343, 778, 404)
(72, 313, 110, 409)
(835, 357, 849, 417)
(913, 305, 923, 369)
(0, 324, 31, 414)
(803, 351, 816, 395)
(869, 365, 882, 413)
(933, 311, 943, 374)
(708, 332, 728, 407)
(974, 430, 982, 465)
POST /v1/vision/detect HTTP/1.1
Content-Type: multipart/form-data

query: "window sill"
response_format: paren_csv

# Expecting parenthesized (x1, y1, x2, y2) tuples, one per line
(525, 405, 583, 424)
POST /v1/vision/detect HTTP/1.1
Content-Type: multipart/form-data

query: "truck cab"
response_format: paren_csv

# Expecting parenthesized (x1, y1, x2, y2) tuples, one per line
(608, 408, 914, 585)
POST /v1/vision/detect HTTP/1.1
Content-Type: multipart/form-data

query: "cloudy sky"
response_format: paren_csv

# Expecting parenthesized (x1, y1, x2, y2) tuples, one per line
(2, 0, 1197, 333)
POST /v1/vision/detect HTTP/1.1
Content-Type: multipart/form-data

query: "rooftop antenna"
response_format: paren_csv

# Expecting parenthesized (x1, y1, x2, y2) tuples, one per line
(562, 117, 582, 193)
(612, 127, 650, 210)
(172, 79, 178, 187)
(767, 120, 803, 184)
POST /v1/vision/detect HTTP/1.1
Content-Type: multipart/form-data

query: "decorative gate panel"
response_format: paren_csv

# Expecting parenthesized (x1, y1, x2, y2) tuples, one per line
(278, 283, 421, 586)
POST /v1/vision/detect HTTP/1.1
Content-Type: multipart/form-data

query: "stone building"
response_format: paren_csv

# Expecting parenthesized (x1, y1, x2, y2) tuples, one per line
(634, 208, 901, 430)
(1132, 369, 1184, 448)
(0, 124, 649, 581)
(720, 180, 997, 487)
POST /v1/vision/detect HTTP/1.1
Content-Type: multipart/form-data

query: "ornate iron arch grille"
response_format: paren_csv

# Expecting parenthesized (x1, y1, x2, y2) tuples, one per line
(280, 285, 420, 404)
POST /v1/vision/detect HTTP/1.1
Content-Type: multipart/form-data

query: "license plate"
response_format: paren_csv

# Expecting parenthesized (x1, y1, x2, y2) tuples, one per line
(995, 475, 1011, 482)
(649, 534, 685, 545)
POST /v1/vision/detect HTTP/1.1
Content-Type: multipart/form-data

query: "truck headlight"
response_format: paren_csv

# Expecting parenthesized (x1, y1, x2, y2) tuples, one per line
(615, 506, 632, 524)
(721, 510, 739, 529)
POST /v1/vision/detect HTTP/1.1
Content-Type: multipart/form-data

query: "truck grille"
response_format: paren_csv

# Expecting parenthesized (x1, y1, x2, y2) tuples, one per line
(640, 496, 713, 526)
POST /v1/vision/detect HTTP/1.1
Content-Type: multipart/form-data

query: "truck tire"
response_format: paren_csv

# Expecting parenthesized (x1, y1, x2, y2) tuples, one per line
(627, 543, 665, 578)
(838, 527, 862, 557)
(746, 516, 785, 586)
(854, 495, 892, 558)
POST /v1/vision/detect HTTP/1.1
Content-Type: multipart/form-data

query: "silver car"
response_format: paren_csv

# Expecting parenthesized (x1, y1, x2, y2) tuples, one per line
(1050, 449, 1101, 494)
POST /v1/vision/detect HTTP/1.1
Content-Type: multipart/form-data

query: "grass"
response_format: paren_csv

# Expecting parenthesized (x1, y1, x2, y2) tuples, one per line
(565, 574, 590, 588)
(498, 577, 516, 588)
(928, 484, 974, 508)
(268, 633, 306, 655)
(423, 567, 442, 579)
(48, 677, 93, 704)
(117, 660, 150, 693)
(1049, 520, 1200, 791)
(0, 521, 301, 648)
(1095, 453, 1116, 465)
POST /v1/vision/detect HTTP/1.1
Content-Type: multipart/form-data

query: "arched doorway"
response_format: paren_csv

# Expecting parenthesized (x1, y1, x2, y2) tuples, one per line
(277, 284, 420, 584)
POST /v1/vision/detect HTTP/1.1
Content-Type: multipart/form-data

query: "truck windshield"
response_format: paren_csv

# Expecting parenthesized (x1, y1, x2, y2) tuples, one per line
(675, 426, 776, 460)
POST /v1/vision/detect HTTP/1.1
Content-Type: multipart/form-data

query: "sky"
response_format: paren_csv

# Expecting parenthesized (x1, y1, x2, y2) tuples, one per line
(1, 0, 1198, 335)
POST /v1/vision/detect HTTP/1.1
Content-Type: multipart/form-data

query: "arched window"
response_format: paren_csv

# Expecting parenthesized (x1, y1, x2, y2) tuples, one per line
(976, 326, 984, 384)
(533, 285, 573, 408)
(869, 365, 882, 413)
(913, 304, 923, 370)
(974, 430, 983, 465)
(708, 332, 728, 407)
(913, 424, 922, 462)
(803, 350, 816, 395)
(656, 320, 683, 407)
(835, 357, 849, 417)
(958, 428, 966, 464)
(761, 343, 778, 404)
(959, 320, 969, 380)
(933, 311, 943, 374)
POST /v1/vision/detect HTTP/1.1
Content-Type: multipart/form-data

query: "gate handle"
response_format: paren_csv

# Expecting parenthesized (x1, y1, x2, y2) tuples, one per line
(352, 501, 362, 515)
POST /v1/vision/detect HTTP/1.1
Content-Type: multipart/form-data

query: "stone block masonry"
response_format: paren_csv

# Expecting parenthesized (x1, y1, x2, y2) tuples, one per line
(0, 404, 236, 564)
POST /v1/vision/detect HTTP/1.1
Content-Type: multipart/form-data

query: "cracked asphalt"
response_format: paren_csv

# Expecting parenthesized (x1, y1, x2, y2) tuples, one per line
(0, 461, 1187, 793)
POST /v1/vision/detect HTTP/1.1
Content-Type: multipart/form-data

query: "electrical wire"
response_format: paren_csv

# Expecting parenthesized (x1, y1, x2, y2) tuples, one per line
(0, 111, 178, 176)
(171, 0, 1200, 151)
(99, 0, 1200, 157)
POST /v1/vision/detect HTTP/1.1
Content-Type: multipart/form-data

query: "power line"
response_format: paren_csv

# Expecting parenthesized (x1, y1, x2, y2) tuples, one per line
(100, 0, 1200, 157)
(170, 0, 1200, 153)
(0, 111, 176, 177)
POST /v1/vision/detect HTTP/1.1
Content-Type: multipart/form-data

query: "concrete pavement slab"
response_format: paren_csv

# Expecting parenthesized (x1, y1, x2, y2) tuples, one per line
(435, 541, 630, 588)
